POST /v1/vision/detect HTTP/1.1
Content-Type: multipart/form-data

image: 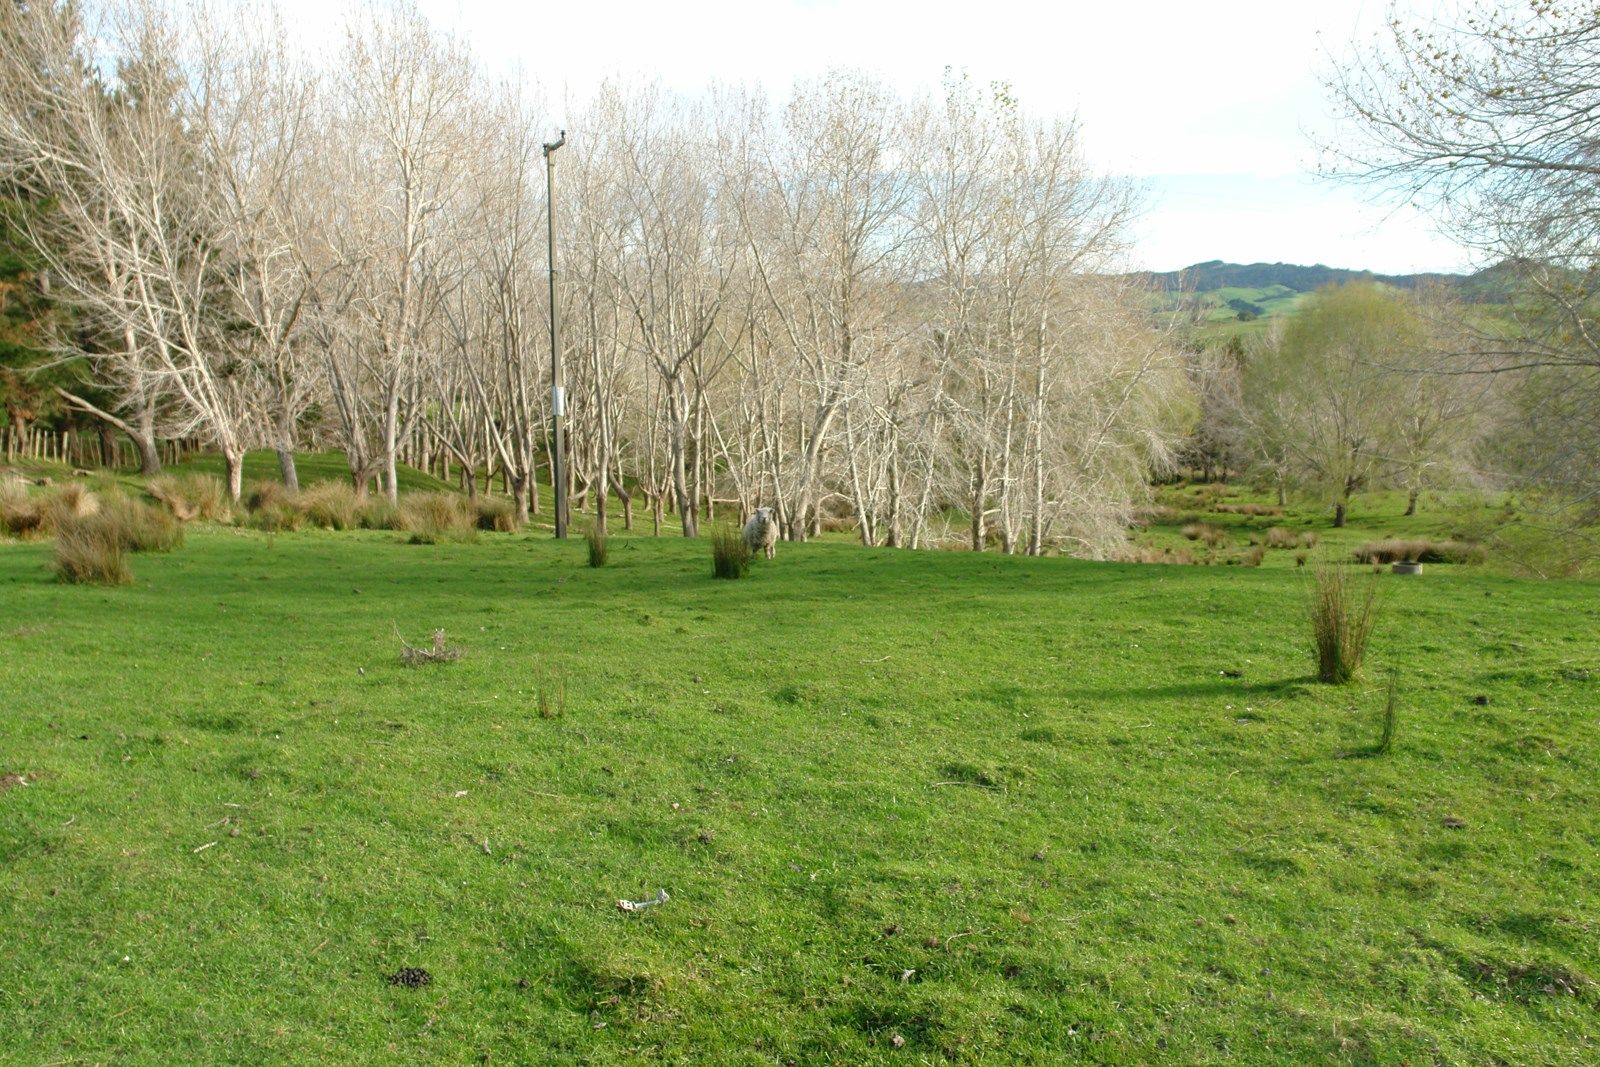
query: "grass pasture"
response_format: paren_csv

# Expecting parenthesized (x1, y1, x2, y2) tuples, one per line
(2, 522, 1599, 1063)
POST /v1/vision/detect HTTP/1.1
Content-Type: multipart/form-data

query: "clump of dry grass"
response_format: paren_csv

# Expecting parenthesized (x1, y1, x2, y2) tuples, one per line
(148, 473, 229, 522)
(473, 496, 520, 532)
(1242, 545, 1267, 567)
(98, 490, 183, 553)
(1130, 505, 1180, 528)
(1214, 502, 1282, 517)
(1265, 526, 1298, 549)
(586, 528, 608, 567)
(245, 481, 291, 513)
(1353, 539, 1485, 565)
(1180, 521, 1227, 547)
(1308, 563, 1379, 684)
(0, 477, 45, 538)
(399, 492, 478, 544)
(52, 514, 130, 585)
(41, 483, 100, 529)
(711, 525, 750, 579)
(399, 628, 463, 666)
(299, 482, 360, 530)
(1111, 544, 1197, 565)
(358, 497, 401, 531)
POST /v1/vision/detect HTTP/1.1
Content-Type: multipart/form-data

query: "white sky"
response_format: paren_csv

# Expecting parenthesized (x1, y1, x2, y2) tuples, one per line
(274, 0, 1474, 274)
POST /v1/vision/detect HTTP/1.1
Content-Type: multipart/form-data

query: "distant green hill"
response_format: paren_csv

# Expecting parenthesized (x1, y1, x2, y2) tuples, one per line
(1130, 260, 1526, 337)
(1129, 260, 1482, 296)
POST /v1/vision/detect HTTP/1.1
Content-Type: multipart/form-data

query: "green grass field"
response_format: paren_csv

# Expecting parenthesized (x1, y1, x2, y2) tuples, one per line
(3, 511, 1598, 1062)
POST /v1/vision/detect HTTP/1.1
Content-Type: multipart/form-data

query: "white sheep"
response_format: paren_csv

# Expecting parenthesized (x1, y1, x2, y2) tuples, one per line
(742, 507, 778, 560)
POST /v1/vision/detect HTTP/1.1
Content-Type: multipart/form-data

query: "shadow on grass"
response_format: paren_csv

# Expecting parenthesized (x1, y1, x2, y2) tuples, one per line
(1058, 675, 1318, 703)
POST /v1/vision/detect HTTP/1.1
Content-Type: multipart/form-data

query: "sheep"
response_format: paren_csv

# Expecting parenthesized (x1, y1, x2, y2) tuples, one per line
(742, 507, 778, 560)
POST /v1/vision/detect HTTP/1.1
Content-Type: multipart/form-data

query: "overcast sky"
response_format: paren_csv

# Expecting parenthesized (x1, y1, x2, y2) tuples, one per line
(276, 0, 1473, 275)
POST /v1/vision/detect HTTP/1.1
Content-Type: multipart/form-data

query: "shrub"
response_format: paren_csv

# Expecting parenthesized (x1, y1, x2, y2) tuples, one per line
(399, 492, 477, 544)
(52, 514, 131, 585)
(473, 495, 520, 532)
(711, 525, 750, 579)
(300, 482, 360, 530)
(586, 528, 608, 568)
(148, 473, 229, 522)
(1308, 563, 1379, 684)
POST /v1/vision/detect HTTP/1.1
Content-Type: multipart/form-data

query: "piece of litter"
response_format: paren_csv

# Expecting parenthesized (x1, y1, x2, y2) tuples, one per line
(453, 790, 468, 798)
(900, 968, 916, 983)
(616, 888, 670, 912)
(192, 841, 217, 854)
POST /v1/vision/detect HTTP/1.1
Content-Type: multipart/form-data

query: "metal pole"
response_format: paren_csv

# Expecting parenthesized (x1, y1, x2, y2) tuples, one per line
(544, 130, 567, 538)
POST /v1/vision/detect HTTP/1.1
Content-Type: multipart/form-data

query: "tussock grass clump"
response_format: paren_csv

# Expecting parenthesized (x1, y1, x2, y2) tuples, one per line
(245, 481, 291, 513)
(399, 492, 477, 544)
(399, 627, 463, 666)
(149, 473, 229, 522)
(299, 482, 359, 530)
(473, 495, 520, 532)
(1181, 521, 1227, 547)
(1214, 502, 1282, 517)
(586, 528, 608, 568)
(1131, 505, 1179, 528)
(1112, 545, 1196, 565)
(52, 515, 130, 585)
(1266, 526, 1299, 549)
(358, 497, 401, 530)
(253, 501, 306, 533)
(1308, 563, 1379, 684)
(711, 525, 750, 579)
(1376, 671, 1398, 754)
(1242, 545, 1267, 567)
(1353, 539, 1485, 565)
(42, 483, 99, 529)
(534, 658, 566, 718)
(1, 478, 45, 538)
(99, 491, 183, 553)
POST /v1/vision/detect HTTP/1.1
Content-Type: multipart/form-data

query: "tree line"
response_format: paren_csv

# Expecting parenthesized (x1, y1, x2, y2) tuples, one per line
(0, 0, 1191, 555)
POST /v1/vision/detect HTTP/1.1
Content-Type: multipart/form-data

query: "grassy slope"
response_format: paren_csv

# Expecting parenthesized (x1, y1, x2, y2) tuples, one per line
(171, 449, 454, 494)
(2, 528, 1598, 1063)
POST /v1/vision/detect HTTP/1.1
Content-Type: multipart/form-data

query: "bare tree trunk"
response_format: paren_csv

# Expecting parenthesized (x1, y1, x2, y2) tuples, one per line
(277, 447, 300, 493)
(223, 448, 245, 503)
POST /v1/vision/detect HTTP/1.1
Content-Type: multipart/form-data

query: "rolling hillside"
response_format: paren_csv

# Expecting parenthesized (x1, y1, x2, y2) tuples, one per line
(1132, 259, 1520, 336)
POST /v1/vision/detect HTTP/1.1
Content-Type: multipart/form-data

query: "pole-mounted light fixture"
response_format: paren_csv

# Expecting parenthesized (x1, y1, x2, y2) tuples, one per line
(543, 130, 567, 538)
